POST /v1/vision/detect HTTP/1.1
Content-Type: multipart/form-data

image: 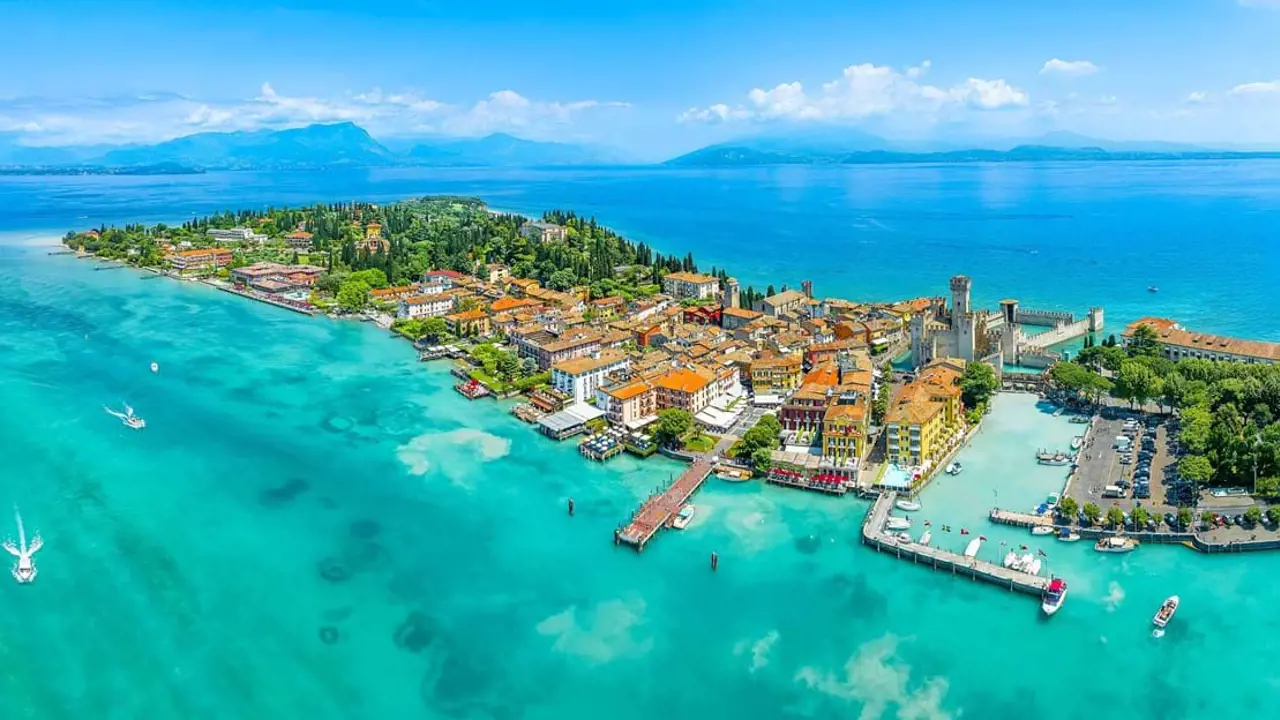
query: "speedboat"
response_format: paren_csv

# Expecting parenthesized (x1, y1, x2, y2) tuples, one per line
(1026, 557, 1043, 575)
(1148, 286, 1159, 293)
(895, 499, 922, 512)
(1031, 525, 1056, 536)
(1057, 528, 1082, 542)
(1153, 595, 1179, 629)
(4, 507, 41, 584)
(1094, 536, 1139, 553)
(1041, 578, 1067, 616)
(1003, 550, 1020, 569)
(105, 403, 146, 430)
(963, 537, 983, 558)
(946, 462, 963, 475)
(885, 516, 912, 531)
(918, 530, 932, 546)
(894, 531, 913, 543)
(1071, 436, 1084, 450)
(1069, 416, 1090, 424)
(671, 504, 696, 530)
(1047, 492, 1061, 507)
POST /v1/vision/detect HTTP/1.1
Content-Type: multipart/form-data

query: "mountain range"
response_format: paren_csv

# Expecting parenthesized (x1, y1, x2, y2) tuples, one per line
(665, 129, 1280, 166)
(0, 123, 628, 171)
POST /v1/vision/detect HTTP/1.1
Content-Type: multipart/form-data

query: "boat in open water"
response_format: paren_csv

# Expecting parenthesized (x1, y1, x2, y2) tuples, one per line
(105, 403, 146, 430)
(1153, 595, 1179, 634)
(4, 507, 41, 584)
(1041, 578, 1067, 616)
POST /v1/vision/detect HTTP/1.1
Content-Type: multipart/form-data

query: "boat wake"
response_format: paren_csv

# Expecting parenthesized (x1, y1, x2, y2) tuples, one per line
(4, 506, 42, 583)
(105, 402, 146, 429)
(1152, 628, 1165, 639)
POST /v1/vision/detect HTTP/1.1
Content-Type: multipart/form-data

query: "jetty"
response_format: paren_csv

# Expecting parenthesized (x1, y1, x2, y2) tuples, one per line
(988, 508, 1055, 529)
(615, 459, 713, 551)
(862, 493, 1051, 597)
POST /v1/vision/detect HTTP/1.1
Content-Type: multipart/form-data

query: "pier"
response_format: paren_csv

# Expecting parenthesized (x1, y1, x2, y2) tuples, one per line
(616, 459, 713, 551)
(988, 508, 1055, 528)
(862, 493, 1050, 597)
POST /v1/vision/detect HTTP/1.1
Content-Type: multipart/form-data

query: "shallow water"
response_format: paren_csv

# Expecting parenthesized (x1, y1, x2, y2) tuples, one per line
(3, 246, 1280, 718)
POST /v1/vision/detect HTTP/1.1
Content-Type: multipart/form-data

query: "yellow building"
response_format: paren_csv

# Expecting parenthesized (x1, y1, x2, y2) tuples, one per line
(885, 359, 965, 468)
(822, 400, 869, 463)
(750, 353, 803, 393)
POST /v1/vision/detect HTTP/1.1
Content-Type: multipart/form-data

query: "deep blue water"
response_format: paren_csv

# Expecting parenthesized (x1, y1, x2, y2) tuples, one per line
(4, 161, 1280, 340)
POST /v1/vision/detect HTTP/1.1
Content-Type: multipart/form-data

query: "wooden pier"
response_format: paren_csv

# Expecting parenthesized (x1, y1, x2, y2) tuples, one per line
(862, 493, 1051, 597)
(988, 508, 1055, 528)
(616, 459, 713, 551)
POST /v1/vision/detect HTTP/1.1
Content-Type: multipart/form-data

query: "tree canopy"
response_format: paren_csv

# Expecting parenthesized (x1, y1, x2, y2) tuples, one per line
(960, 362, 999, 409)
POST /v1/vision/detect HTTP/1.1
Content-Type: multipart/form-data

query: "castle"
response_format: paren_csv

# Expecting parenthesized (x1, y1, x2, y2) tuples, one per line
(909, 275, 1103, 373)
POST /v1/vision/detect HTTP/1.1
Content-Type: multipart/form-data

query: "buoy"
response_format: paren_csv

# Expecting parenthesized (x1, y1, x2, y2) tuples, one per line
(150, 362, 159, 373)
(567, 498, 575, 517)
(710, 552, 719, 572)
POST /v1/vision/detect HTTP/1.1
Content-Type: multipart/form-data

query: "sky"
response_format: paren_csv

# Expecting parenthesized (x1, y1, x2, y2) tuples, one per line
(2, 0, 1280, 159)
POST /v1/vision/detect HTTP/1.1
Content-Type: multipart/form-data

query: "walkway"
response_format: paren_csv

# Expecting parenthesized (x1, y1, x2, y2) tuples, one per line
(616, 459, 714, 551)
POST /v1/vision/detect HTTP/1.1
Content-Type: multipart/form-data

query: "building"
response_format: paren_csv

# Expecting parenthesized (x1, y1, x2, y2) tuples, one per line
(721, 306, 763, 331)
(514, 329, 602, 370)
(398, 294, 454, 320)
(363, 223, 389, 254)
(285, 230, 314, 250)
(1122, 317, 1280, 364)
(654, 366, 716, 414)
(596, 380, 658, 429)
(780, 383, 832, 432)
(229, 262, 325, 289)
(207, 227, 267, 244)
(165, 248, 233, 273)
(370, 285, 418, 302)
(521, 221, 569, 243)
(661, 271, 720, 300)
(750, 353, 804, 393)
(822, 398, 869, 463)
(552, 349, 630, 404)
(445, 309, 492, 337)
(683, 306, 722, 325)
(885, 360, 965, 468)
(484, 264, 510, 284)
(758, 289, 809, 318)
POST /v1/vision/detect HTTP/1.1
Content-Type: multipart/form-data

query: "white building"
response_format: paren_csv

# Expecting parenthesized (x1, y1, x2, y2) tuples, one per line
(661, 271, 720, 300)
(551, 349, 630, 404)
(398, 294, 454, 320)
(208, 227, 268, 244)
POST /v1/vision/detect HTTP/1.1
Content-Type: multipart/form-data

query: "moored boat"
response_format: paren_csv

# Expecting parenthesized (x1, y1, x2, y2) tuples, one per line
(1037, 452, 1072, 466)
(1153, 595, 1179, 629)
(893, 531, 913, 543)
(1057, 528, 1082, 542)
(895, 499, 922, 512)
(1094, 536, 1139, 553)
(671, 504, 696, 530)
(1041, 578, 1067, 616)
(1031, 525, 1055, 536)
(1026, 557, 1043, 575)
(946, 462, 963, 475)
(1069, 415, 1090, 424)
(1003, 550, 1019, 569)
(885, 516, 912, 531)
(963, 537, 983, 558)
(918, 530, 932, 546)
(1071, 436, 1084, 450)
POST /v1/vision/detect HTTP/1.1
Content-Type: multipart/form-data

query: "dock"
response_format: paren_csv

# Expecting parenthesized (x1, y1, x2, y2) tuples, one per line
(988, 508, 1055, 528)
(615, 459, 713, 551)
(862, 493, 1051, 597)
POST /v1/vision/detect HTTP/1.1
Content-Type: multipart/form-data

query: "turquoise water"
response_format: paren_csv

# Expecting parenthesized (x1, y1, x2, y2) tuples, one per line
(5, 244, 1280, 718)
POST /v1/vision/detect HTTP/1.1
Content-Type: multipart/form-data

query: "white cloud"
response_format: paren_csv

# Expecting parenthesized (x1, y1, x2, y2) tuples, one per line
(1040, 58, 1100, 77)
(0, 84, 629, 146)
(1229, 80, 1280, 95)
(680, 61, 1028, 124)
(1239, 0, 1280, 8)
(1186, 91, 1211, 104)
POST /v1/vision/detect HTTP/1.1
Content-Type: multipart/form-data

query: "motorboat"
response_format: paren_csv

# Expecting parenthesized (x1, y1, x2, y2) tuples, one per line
(1094, 536, 1139, 553)
(150, 361, 159, 373)
(1071, 436, 1084, 450)
(4, 507, 41, 584)
(1041, 578, 1068, 616)
(894, 531, 913, 543)
(1148, 286, 1159, 293)
(1057, 528, 1082, 542)
(105, 403, 146, 430)
(950, 462, 963, 475)
(1003, 550, 1020, 569)
(885, 516, 912, 531)
(670, 504, 696, 530)
(1026, 557, 1043, 575)
(918, 530, 932, 546)
(1031, 525, 1056, 536)
(1069, 416, 1091, 424)
(895, 499, 922, 512)
(1053, 407, 1065, 417)
(1153, 595, 1179, 630)
(1047, 492, 1061, 507)
(1037, 452, 1072, 466)
(963, 537, 983, 558)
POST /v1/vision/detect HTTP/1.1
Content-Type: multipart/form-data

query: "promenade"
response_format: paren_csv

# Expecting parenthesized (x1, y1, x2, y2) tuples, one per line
(616, 459, 713, 551)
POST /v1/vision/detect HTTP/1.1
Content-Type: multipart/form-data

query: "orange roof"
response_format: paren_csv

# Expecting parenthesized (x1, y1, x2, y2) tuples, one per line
(287, 230, 313, 239)
(174, 248, 232, 257)
(723, 307, 763, 319)
(371, 285, 414, 298)
(803, 362, 841, 387)
(824, 402, 867, 424)
(1123, 317, 1180, 334)
(491, 297, 539, 312)
(663, 271, 718, 285)
(447, 309, 488, 321)
(1125, 318, 1280, 361)
(655, 367, 712, 394)
(607, 381, 653, 401)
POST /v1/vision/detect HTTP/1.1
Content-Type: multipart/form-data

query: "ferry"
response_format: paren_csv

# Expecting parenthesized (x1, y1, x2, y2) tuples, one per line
(4, 507, 42, 584)
(671, 504, 696, 530)
(1041, 578, 1068, 616)
(1094, 536, 1139, 553)
(895, 499, 922, 512)
(885, 516, 912, 531)
(918, 530, 932, 546)
(963, 537, 983, 558)
(1057, 528, 1082, 543)
(1152, 595, 1179, 630)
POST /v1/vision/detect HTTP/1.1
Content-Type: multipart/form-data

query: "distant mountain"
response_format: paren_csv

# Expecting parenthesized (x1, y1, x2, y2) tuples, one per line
(96, 122, 395, 170)
(397, 132, 627, 166)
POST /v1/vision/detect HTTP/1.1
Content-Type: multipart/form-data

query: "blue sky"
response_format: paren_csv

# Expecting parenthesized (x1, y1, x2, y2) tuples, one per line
(2, 0, 1279, 157)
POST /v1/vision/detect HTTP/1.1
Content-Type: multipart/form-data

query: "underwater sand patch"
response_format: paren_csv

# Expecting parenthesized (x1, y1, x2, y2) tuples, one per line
(395, 428, 512, 486)
(258, 478, 310, 508)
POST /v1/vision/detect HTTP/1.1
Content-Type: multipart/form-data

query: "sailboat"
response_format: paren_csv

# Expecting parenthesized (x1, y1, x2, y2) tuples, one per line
(105, 403, 146, 430)
(4, 506, 42, 583)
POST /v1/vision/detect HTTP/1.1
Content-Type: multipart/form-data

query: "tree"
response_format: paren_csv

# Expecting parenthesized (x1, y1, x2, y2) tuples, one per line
(750, 447, 773, 476)
(349, 267, 388, 289)
(1178, 454, 1214, 486)
(1106, 505, 1125, 529)
(547, 269, 576, 291)
(423, 317, 448, 341)
(1201, 511, 1216, 526)
(653, 409, 693, 447)
(960, 362, 999, 409)
(1083, 502, 1102, 526)
(1132, 506, 1150, 529)
(1057, 496, 1078, 519)
(1268, 506, 1280, 527)
(1128, 324, 1161, 358)
(1255, 476, 1280, 498)
(1115, 359, 1161, 408)
(1177, 507, 1193, 529)
(872, 390, 889, 426)
(336, 279, 371, 312)
(520, 357, 539, 375)
(495, 352, 519, 380)
(1245, 505, 1263, 526)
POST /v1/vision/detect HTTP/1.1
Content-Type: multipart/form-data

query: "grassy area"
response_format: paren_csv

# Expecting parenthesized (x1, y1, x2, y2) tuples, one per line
(682, 435, 715, 453)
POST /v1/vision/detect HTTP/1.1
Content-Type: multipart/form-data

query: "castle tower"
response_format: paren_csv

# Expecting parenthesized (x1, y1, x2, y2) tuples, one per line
(1000, 299, 1019, 326)
(950, 275, 971, 319)
(1088, 307, 1105, 333)
(801, 280, 813, 299)
(726, 278, 741, 309)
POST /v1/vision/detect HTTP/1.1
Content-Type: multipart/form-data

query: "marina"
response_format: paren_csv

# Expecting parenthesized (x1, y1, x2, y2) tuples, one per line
(615, 460, 713, 551)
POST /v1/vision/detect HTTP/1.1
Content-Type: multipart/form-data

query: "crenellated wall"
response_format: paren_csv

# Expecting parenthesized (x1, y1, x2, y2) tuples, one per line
(1016, 308, 1074, 327)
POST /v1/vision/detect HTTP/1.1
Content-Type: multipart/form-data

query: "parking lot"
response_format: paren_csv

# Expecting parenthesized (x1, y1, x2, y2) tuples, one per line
(1067, 412, 1188, 529)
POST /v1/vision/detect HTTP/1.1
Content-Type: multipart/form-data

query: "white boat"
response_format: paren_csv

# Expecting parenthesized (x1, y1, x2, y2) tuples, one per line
(885, 516, 912, 531)
(1037, 453, 1071, 466)
(1153, 595, 1179, 629)
(1041, 578, 1067, 616)
(895, 500, 922, 512)
(963, 537, 983, 558)
(1057, 528, 1082, 542)
(1053, 407, 1065, 417)
(4, 507, 42, 584)
(1003, 550, 1019, 569)
(945, 462, 963, 475)
(894, 531, 913, 543)
(1031, 525, 1056, 536)
(1094, 536, 1139, 553)
(1027, 557, 1043, 575)
(1047, 492, 1061, 507)
(918, 530, 932, 546)
(105, 403, 146, 430)
(150, 361, 159, 373)
(671, 504, 696, 530)
(1071, 436, 1084, 450)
